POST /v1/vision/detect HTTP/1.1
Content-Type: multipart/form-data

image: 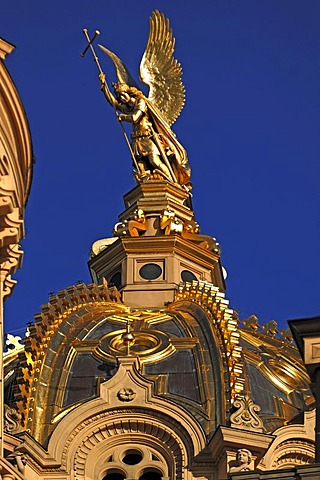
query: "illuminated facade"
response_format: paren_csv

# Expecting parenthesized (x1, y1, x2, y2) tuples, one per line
(3, 177, 318, 480)
(1, 26, 319, 480)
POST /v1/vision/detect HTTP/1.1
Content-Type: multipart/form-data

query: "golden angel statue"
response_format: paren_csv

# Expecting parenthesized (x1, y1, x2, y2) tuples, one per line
(96, 11, 191, 190)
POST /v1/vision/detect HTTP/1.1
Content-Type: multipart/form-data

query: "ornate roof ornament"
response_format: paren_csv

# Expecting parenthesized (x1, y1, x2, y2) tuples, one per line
(82, 11, 191, 189)
(242, 314, 259, 331)
(230, 394, 264, 432)
(261, 320, 279, 337)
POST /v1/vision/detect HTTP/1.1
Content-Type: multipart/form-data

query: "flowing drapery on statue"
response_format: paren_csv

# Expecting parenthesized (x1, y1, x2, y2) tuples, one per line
(97, 10, 191, 190)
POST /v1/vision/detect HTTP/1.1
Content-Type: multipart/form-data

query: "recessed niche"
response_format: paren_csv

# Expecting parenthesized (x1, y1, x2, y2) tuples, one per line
(109, 272, 121, 289)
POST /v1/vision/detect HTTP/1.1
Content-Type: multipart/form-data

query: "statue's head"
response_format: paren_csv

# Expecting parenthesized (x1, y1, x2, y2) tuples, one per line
(236, 449, 252, 465)
(113, 83, 143, 103)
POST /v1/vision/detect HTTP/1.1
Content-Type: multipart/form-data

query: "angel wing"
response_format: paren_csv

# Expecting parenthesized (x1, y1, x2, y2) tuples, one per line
(98, 44, 139, 88)
(140, 10, 185, 127)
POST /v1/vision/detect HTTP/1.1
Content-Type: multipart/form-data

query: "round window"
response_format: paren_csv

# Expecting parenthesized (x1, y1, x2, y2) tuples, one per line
(181, 270, 197, 282)
(139, 263, 162, 280)
(122, 449, 143, 465)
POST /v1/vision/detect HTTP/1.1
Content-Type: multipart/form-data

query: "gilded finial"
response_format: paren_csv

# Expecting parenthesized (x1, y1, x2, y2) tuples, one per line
(121, 321, 135, 355)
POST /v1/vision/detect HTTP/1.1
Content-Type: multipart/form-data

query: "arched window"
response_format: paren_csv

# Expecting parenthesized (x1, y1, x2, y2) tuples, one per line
(100, 445, 167, 480)
(139, 468, 163, 480)
(103, 471, 125, 480)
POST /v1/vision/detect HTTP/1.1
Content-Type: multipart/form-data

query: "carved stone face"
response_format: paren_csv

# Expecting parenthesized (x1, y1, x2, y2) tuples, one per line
(237, 450, 249, 465)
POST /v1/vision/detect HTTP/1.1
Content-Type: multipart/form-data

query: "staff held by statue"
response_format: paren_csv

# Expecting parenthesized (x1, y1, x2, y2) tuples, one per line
(81, 28, 140, 173)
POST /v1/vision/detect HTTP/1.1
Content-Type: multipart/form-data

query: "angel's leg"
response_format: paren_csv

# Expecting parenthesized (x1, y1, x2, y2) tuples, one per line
(148, 153, 172, 180)
(137, 159, 150, 175)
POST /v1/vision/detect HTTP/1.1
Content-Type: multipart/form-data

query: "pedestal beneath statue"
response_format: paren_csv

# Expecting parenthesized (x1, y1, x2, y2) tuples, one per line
(89, 179, 224, 307)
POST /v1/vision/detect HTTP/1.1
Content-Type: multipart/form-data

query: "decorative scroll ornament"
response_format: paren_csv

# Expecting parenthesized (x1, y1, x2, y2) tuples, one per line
(4, 404, 24, 434)
(160, 210, 221, 253)
(230, 394, 264, 432)
(127, 209, 148, 237)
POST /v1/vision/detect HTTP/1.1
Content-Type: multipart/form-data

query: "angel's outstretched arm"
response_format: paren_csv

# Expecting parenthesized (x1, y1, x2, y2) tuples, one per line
(99, 73, 117, 107)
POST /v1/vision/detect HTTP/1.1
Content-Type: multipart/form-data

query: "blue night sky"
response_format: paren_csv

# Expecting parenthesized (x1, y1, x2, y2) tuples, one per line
(1, 1, 319, 338)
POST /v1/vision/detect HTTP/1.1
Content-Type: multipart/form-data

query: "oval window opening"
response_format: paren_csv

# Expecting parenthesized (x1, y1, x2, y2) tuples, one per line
(181, 270, 197, 282)
(139, 263, 162, 280)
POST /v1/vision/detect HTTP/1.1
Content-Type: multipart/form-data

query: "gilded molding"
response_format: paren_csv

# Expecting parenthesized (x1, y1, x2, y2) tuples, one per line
(241, 315, 294, 344)
(240, 329, 312, 397)
(175, 280, 244, 402)
(15, 282, 125, 434)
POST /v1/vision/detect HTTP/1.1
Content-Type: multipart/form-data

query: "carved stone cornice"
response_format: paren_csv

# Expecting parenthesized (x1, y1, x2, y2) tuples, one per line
(208, 425, 274, 479)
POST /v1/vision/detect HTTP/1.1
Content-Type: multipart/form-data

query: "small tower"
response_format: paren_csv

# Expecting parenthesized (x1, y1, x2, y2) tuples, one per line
(89, 178, 224, 308)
